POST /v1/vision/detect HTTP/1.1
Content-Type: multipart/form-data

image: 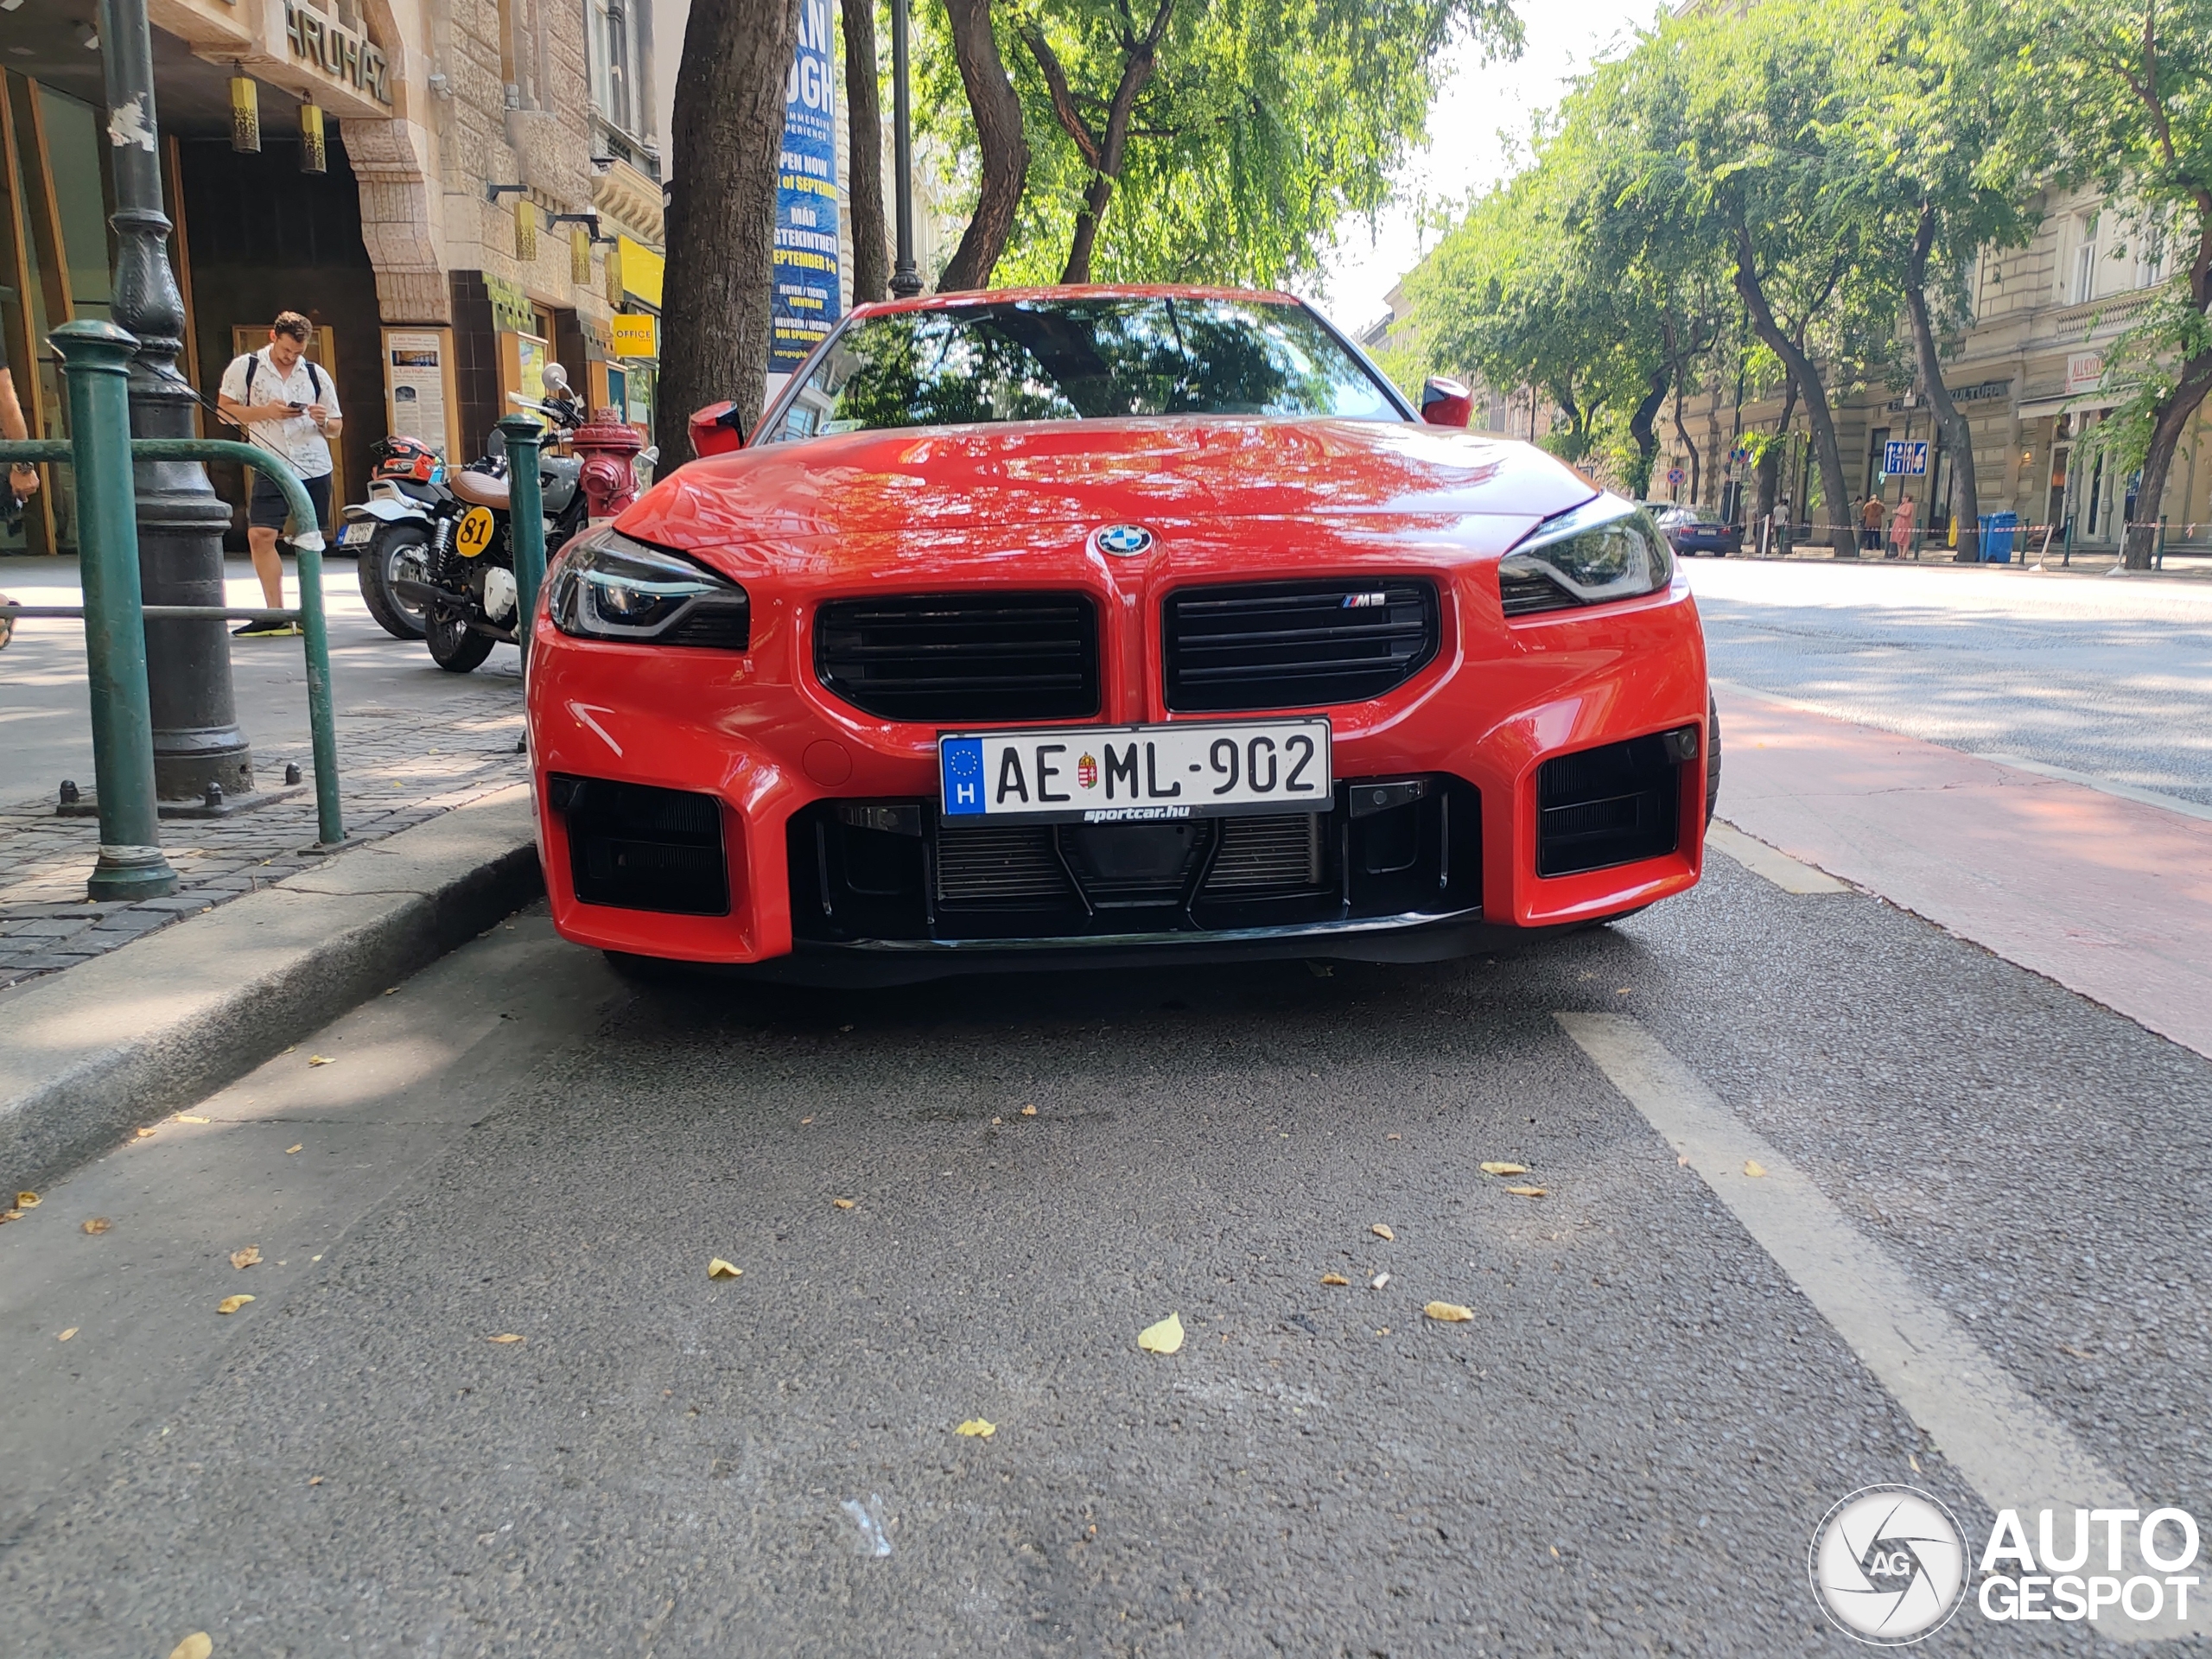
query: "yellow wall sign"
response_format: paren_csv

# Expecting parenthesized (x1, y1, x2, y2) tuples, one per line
(611, 314, 659, 359)
(615, 236, 664, 309)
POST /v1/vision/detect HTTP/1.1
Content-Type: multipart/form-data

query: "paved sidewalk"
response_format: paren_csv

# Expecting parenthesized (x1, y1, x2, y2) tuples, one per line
(0, 556, 526, 995)
(1714, 679, 2212, 1061)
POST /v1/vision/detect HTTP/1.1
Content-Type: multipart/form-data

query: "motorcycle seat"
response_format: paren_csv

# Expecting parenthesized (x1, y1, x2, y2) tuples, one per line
(451, 469, 511, 510)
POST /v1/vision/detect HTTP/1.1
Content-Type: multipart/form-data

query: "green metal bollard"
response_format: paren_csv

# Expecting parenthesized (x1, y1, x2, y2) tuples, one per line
(498, 414, 547, 652)
(52, 322, 180, 899)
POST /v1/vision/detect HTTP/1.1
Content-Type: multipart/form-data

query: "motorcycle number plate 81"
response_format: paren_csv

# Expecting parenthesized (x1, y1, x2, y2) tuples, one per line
(454, 506, 497, 558)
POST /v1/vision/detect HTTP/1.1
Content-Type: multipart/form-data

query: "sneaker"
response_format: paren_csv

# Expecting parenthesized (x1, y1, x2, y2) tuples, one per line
(233, 619, 301, 638)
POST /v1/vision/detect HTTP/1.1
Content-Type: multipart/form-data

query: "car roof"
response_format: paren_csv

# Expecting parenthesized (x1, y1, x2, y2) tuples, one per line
(849, 283, 1304, 319)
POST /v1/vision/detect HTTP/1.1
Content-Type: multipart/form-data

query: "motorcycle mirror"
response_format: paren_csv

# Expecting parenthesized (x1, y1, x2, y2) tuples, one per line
(542, 362, 569, 392)
(638, 445, 661, 467)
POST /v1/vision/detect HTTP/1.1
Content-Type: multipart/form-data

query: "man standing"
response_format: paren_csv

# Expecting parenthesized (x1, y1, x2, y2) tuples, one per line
(1859, 493, 1885, 553)
(217, 313, 340, 638)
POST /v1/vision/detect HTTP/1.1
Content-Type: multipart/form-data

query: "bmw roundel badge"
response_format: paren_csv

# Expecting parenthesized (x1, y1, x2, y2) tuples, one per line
(1093, 524, 1155, 557)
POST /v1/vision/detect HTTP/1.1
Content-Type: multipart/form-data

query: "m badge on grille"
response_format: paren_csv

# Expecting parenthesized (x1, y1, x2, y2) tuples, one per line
(1093, 524, 1154, 557)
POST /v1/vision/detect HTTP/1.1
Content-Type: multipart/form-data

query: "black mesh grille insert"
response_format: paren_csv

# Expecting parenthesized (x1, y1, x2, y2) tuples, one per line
(1163, 580, 1438, 712)
(935, 823, 1073, 906)
(815, 593, 1099, 722)
(1535, 736, 1680, 877)
(1204, 814, 1324, 893)
(556, 776, 730, 914)
(1498, 566, 1578, 617)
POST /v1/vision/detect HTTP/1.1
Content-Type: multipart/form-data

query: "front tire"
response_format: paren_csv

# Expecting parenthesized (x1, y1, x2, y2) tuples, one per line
(358, 525, 429, 640)
(1706, 690, 1722, 825)
(426, 608, 494, 673)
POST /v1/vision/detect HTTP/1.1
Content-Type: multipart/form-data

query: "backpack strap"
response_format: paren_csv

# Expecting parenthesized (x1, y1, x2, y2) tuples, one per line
(305, 360, 325, 402)
(242, 352, 258, 404)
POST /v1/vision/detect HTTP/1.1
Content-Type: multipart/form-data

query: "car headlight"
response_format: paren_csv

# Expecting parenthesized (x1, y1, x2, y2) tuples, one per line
(547, 528, 750, 648)
(1497, 496, 1674, 617)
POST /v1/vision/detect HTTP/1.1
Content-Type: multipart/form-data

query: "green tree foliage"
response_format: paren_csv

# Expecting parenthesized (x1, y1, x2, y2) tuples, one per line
(917, 0, 1519, 289)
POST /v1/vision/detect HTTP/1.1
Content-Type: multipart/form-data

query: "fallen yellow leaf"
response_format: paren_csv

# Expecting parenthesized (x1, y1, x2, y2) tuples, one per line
(1320, 1273, 1351, 1287)
(708, 1258, 742, 1280)
(16, 1190, 39, 1207)
(230, 1246, 261, 1270)
(833, 1198, 856, 1210)
(1370, 1224, 1395, 1241)
(1503, 1185, 1548, 1198)
(1137, 1313, 1185, 1355)
(1020, 1104, 1038, 1116)
(1424, 1302, 1475, 1323)
(308, 1475, 324, 1485)
(82, 1217, 111, 1235)
(0, 1209, 20, 1223)
(955, 1419, 996, 1438)
(1744, 1160, 1767, 1179)
(217, 1294, 254, 1315)
(308, 1055, 334, 1066)
(487, 1333, 524, 1344)
(175, 1115, 210, 1124)
(57, 1327, 76, 1341)
(1386, 1133, 1402, 1141)
(1480, 1161, 1527, 1176)
(168, 1636, 213, 1659)
(285, 1144, 303, 1155)
(134, 1127, 157, 1138)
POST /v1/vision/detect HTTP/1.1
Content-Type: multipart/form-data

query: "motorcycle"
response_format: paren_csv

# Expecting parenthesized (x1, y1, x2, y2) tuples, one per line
(342, 435, 445, 640)
(389, 365, 590, 673)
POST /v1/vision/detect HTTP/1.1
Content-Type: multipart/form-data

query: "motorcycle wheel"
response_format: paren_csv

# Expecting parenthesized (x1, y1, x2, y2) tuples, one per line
(426, 609, 495, 673)
(358, 524, 430, 640)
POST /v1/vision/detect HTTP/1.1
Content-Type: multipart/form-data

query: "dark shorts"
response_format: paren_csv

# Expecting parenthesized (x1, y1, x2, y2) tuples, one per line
(248, 469, 332, 533)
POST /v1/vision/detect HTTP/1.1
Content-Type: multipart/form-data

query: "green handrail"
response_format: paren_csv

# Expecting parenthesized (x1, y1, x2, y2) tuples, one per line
(0, 431, 344, 848)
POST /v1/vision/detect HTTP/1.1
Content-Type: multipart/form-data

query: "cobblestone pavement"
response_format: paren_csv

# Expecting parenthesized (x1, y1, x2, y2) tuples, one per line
(0, 690, 525, 994)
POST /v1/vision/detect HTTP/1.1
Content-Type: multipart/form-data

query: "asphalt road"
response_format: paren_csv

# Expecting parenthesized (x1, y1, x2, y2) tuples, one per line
(1688, 557, 2212, 804)
(6, 559, 2212, 1654)
(4, 847, 2206, 1654)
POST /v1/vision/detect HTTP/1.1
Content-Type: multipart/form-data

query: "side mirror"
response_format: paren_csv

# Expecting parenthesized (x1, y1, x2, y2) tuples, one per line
(689, 399, 748, 459)
(638, 445, 661, 467)
(542, 362, 570, 393)
(1421, 377, 1473, 429)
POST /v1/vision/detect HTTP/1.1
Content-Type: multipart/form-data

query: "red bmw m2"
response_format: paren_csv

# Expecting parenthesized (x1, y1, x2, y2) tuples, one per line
(524, 287, 1715, 982)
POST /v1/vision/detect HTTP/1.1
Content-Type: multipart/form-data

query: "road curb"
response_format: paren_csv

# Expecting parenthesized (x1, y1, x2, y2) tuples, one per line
(0, 785, 543, 1192)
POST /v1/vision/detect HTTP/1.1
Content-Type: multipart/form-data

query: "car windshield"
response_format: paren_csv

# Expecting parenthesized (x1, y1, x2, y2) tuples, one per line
(766, 296, 1402, 442)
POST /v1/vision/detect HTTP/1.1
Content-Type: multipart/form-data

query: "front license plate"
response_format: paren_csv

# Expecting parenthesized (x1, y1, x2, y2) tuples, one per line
(940, 719, 1332, 823)
(340, 520, 375, 546)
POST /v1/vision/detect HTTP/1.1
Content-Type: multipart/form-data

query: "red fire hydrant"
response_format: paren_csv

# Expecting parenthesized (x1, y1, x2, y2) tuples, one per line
(573, 407, 645, 522)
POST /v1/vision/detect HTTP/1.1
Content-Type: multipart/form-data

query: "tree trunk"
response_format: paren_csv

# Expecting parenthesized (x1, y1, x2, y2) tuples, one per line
(2127, 349, 2212, 569)
(2126, 212, 2212, 569)
(938, 0, 1030, 292)
(1899, 203, 1980, 564)
(1021, 1, 1173, 284)
(841, 0, 887, 304)
(1732, 222, 1855, 558)
(657, 0, 807, 456)
(1627, 364, 1669, 498)
(1755, 371, 1798, 524)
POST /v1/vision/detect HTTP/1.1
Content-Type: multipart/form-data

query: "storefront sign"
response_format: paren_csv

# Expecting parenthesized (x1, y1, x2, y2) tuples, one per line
(616, 235, 664, 310)
(484, 272, 536, 336)
(610, 314, 658, 359)
(769, 0, 841, 374)
(283, 3, 391, 105)
(2066, 353, 2105, 394)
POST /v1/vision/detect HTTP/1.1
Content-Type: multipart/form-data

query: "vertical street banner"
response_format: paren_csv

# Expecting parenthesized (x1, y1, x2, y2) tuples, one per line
(770, 0, 841, 374)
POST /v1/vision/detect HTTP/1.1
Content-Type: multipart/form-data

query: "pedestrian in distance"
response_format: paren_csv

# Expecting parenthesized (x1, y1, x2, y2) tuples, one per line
(1859, 493, 1885, 553)
(1889, 495, 1916, 561)
(0, 365, 34, 652)
(1773, 493, 1794, 558)
(217, 312, 341, 637)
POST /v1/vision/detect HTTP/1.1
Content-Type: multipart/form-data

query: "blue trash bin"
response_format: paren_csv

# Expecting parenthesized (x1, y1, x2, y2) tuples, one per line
(1977, 512, 2018, 563)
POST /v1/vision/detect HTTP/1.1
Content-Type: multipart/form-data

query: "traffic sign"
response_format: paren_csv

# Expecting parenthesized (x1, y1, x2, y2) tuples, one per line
(1667, 467, 1685, 486)
(1883, 439, 1929, 477)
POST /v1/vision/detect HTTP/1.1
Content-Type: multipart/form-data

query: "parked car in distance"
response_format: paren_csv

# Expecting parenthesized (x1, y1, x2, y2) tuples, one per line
(1649, 503, 1740, 557)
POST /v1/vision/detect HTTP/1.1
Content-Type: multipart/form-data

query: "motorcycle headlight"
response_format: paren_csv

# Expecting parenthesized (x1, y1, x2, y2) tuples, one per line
(547, 528, 750, 648)
(1497, 497, 1674, 618)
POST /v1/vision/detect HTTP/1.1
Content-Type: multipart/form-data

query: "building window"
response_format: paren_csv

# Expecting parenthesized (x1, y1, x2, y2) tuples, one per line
(2071, 213, 2099, 305)
(588, 0, 638, 141)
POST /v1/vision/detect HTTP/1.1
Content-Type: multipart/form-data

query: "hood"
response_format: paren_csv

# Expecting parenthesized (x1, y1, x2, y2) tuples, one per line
(617, 418, 1598, 557)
